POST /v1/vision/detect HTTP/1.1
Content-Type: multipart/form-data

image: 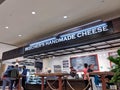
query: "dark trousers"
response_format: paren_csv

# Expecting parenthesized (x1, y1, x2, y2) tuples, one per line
(22, 78, 26, 90)
(84, 80, 90, 90)
(15, 79, 19, 88)
(10, 80, 16, 90)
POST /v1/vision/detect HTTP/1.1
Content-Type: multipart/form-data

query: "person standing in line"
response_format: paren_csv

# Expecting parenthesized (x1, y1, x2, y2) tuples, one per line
(21, 65, 27, 90)
(2, 66, 12, 90)
(10, 65, 19, 90)
(14, 65, 19, 89)
(83, 63, 90, 90)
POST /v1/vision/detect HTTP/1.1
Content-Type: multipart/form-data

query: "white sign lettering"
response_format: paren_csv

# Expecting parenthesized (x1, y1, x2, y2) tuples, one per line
(25, 23, 110, 51)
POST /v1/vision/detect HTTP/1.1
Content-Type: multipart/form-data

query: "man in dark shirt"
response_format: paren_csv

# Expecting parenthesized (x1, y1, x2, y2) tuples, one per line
(21, 65, 27, 90)
(10, 65, 19, 90)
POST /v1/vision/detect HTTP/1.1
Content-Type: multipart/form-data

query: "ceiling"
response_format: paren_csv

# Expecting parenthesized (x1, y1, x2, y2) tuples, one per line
(0, 0, 120, 47)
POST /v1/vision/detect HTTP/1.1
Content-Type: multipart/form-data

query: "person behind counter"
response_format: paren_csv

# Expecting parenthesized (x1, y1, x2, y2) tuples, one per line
(88, 64, 94, 73)
(82, 63, 90, 90)
(70, 66, 77, 78)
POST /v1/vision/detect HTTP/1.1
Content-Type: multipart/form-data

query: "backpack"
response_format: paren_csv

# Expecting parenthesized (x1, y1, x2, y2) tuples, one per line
(4, 70, 11, 77)
(10, 69, 19, 78)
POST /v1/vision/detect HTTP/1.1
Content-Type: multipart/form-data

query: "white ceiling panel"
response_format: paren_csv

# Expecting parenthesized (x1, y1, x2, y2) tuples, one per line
(0, 0, 119, 47)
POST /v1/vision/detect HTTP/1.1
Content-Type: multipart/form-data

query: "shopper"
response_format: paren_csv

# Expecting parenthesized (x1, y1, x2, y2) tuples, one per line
(82, 63, 90, 90)
(21, 65, 27, 90)
(2, 66, 12, 90)
(14, 65, 19, 89)
(10, 65, 19, 90)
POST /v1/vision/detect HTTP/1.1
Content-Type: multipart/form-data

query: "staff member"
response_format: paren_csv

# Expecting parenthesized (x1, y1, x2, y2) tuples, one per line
(83, 63, 90, 90)
(70, 66, 77, 78)
(88, 64, 94, 73)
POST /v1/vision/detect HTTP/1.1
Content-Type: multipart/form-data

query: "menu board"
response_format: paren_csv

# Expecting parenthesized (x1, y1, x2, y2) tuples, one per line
(70, 54, 99, 71)
(62, 60, 69, 68)
(54, 65, 61, 73)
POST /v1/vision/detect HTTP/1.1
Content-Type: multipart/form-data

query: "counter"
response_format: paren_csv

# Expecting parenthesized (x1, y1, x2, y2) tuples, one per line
(26, 79, 85, 90)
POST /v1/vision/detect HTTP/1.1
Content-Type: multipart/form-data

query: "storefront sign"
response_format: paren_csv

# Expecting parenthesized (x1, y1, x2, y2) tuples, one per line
(25, 22, 110, 51)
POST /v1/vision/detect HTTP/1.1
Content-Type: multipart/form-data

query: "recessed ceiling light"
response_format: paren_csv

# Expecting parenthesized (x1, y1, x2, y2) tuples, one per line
(63, 16, 68, 19)
(32, 11, 36, 15)
(18, 35, 22, 37)
(5, 26, 9, 29)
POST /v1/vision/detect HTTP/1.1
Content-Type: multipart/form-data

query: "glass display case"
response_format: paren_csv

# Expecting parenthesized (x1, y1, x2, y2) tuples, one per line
(26, 74, 46, 85)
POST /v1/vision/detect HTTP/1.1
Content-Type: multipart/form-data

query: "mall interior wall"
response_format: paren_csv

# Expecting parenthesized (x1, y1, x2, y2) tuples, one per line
(0, 43, 17, 59)
(0, 43, 17, 76)
(42, 47, 119, 77)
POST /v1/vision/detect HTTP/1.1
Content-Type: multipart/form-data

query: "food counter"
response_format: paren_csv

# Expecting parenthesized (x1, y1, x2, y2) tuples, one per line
(26, 79, 85, 90)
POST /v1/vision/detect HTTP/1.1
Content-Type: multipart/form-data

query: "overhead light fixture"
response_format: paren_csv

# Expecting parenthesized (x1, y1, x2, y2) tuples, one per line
(63, 16, 67, 19)
(56, 50, 64, 52)
(106, 39, 120, 43)
(77, 45, 90, 49)
(96, 45, 111, 49)
(18, 35, 22, 37)
(32, 11, 36, 15)
(91, 42, 106, 46)
(40, 53, 46, 55)
(84, 47, 96, 51)
(5, 26, 9, 29)
(65, 48, 75, 51)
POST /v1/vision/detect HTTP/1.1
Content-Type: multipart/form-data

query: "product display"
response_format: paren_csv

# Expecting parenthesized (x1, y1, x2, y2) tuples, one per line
(26, 75, 46, 85)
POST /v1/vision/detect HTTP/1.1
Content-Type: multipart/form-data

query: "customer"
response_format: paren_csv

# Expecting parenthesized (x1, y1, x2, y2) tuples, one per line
(14, 65, 19, 89)
(21, 65, 27, 90)
(2, 66, 12, 90)
(10, 65, 19, 90)
(82, 63, 90, 90)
